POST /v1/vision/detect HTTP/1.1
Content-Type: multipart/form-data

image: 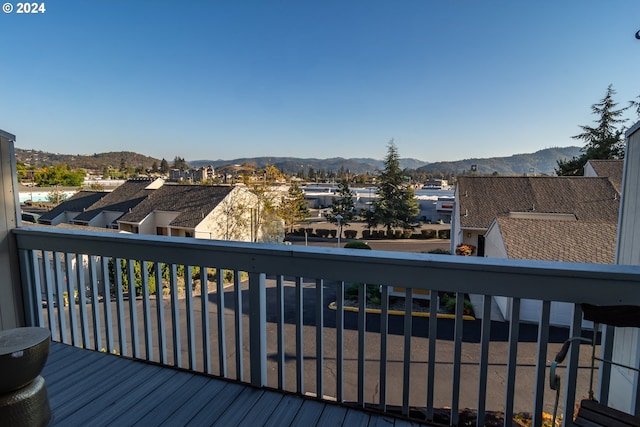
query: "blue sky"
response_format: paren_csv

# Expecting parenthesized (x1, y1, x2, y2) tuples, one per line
(1, 1, 639, 163)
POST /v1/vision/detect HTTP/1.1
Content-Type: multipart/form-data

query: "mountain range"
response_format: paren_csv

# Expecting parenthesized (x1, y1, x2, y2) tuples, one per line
(189, 146, 581, 175)
(16, 146, 582, 176)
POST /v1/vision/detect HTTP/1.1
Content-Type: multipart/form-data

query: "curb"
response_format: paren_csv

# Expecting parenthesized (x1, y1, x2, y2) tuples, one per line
(328, 301, 476, 321)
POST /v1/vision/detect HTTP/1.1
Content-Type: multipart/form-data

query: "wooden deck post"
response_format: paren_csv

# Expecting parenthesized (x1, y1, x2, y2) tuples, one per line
(0, 129, 25, 330)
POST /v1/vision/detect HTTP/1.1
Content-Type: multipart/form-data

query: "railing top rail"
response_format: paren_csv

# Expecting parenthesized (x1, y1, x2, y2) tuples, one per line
(13, 226, 640, 305)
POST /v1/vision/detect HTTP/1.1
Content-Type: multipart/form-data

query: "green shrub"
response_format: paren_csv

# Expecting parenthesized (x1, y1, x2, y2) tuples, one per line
(441, 293, 474, 315)
(224, 270, 233, 283)
(108, 259, 159, 296)
(421, 229, 436, 239)
(362, 230, 370, 238)
(402, 229, 412, 238)
(344, 283, 381, 304)
(344, 241, 372, 250)
(438, 229, 451, 239)
(345, 283, 359, 300)
(344, 229, 357, 239)
(316, 228, 330, 238)
(108, 260, 203, 296)
(426, 248, 451, 255)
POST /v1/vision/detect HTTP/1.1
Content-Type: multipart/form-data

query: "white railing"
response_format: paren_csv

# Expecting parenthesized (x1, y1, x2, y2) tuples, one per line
(13, 226, 640, 426)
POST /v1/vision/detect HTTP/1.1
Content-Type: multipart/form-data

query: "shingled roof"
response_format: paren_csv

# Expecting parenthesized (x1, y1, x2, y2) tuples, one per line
(493, 216, 617, 263)
(38, 191, 108, 223)
(73, 178, 157, 223)
(585, 159, 624, 193)
(457, 176, 620, 229)
(118, 185, 235, 229)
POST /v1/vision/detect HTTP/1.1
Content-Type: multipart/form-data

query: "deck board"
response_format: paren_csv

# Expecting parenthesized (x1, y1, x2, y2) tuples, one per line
(47, 352, 125, 409)
(367, 414, 397, 426)
(61, 364, 159, 425)
(316, 404, 348, 426)
(290, 399, 327, 426)
(52, 360, 149, 422)
(342, 408, 373, 427)
(263, 394, 306, 426)
(214, 387, 267, 426)
(158, 379, 229, 426)
(108, 370, 195, 425)
(42, 342, 77, 365)
(184, 382, 246, 426)
(93, 368, 181, 427)
(237, 389, 284, 426)
(42, 342, 430, 426)
(133, 375, 211, 426)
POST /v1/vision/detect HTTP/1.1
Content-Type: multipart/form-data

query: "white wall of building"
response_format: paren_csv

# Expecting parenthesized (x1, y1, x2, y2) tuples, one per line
(583, 162, 597, 177)
(196, 186, 258, 242)
(47, 210, 82, 226)
(88, 211, 122, 228)
(484, 222, 508, 259)
(136, 211, 180, 235)
(610, 121, 640, 413)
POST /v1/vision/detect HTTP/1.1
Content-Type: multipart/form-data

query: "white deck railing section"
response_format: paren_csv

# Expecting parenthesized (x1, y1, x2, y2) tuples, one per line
(13, 226, 640, 426)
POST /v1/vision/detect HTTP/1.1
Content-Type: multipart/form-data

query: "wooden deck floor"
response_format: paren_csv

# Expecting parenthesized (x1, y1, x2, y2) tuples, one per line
(42, 342, 426, 426)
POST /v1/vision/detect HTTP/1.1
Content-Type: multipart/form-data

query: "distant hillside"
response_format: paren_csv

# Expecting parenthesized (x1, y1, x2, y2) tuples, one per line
(189, 157, 428, 175)
(15, 149, 161, 170)
(415, 147, 582, 176)
(14, 146, 583, 176)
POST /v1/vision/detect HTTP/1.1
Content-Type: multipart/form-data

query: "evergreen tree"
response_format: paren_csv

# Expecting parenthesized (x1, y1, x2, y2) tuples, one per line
(159, 158, 170, 174)
(307, 166, 316, 182)
(324, 179, 357, 226)
(556, 85, 627, 176)
(368, 140, 419, 231)
(173, 156, 189, 170)
(278, 181, 309, 233)
(630, 94, 640, 120)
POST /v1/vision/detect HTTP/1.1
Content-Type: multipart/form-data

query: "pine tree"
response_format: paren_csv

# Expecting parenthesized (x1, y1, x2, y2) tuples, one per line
(173, 156, 189, 170)
(368, 140, 419, 231)
(556, 85, 627, 176)
(159, 158, 170, 174)
(324, 179, 357, 226)
(630, 94, 640, 120)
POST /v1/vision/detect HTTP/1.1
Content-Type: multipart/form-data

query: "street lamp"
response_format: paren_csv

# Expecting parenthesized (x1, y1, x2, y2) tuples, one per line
(336, 214, 343, 248)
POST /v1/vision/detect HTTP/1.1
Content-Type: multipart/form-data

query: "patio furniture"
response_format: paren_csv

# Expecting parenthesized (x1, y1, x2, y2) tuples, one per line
(0, 327, 52, 427)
